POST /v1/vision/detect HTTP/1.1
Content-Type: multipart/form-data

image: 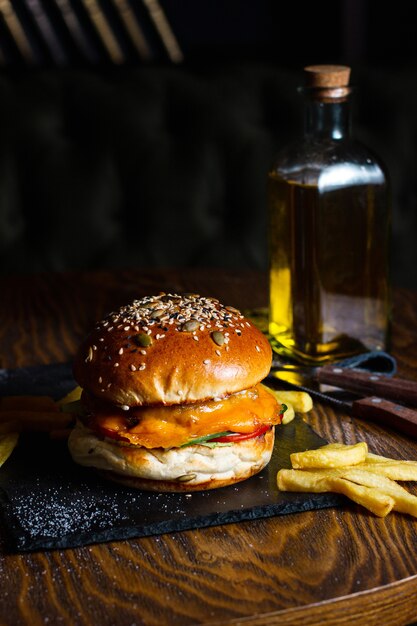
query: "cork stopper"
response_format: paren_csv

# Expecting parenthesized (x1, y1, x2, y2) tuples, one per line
(304, 65, 351, 101)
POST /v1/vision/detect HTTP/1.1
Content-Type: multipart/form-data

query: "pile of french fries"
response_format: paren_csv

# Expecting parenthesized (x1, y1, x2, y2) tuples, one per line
(263, 386, 313, 423)
(278, 442, 417, 518)
(0, 386, 82, 469)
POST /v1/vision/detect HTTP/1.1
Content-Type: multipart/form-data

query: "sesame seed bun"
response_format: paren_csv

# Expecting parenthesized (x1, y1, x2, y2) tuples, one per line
(68, 422, 275, 491)
(69, 293, 281, 492)
(73, 293, 272, 406)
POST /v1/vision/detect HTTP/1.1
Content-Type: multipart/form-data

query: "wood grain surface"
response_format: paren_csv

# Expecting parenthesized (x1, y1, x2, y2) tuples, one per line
(1, 269, 417, 626)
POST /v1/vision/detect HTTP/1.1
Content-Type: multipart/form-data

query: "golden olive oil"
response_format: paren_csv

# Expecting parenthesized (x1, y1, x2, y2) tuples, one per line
(268, 173, 390, 363)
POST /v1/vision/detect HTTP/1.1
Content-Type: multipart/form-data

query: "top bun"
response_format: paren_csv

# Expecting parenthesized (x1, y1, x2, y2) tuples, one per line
(73, 293, 272, 406)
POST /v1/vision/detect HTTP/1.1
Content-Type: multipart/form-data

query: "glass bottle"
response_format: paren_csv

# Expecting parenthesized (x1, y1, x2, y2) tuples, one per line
(268, 65, 391, 364)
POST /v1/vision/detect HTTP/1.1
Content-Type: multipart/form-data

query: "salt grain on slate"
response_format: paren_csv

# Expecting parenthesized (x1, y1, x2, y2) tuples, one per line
(13, 478, 131, 539)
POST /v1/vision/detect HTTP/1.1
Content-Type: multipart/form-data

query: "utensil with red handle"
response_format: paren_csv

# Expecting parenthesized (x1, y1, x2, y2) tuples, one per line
(317, 365, 417, 407)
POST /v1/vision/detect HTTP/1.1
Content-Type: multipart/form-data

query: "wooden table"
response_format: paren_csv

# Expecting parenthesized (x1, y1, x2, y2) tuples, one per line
(1, 268, 417, 626)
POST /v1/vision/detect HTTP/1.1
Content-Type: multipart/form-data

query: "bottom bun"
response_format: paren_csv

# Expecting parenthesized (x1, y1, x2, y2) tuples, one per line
(68, 423, 275, 492)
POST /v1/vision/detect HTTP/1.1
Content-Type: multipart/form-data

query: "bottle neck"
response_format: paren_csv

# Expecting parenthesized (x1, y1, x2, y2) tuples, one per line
(304, 98, 351, 140)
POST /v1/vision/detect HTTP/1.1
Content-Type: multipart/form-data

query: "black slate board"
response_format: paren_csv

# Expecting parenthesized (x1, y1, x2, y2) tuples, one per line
(0, 364, 343, 552)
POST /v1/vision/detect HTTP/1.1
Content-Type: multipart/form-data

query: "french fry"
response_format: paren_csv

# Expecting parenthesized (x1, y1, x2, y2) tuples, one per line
(0, 411, 73, 432)
(325, 476, 395, 517)
(268, 389, 313, 414)
(263, 386, 313, 414)
(263, 386, 313, 425)
(277, 468, 394, 517)
(340, 468, 417, 517)
(355, 462, 417, 482)
(365, 452, 417, 468)
(281, 403, 295, 425)
(278, 468, 332, 492)
(365, 452, 394, 463)
(0, 396, 59, 412)
(0, 390, 81, 468)
(290, 442, 368, 469)
(57, 386, 83, 406)
(0, 432, 19, 468)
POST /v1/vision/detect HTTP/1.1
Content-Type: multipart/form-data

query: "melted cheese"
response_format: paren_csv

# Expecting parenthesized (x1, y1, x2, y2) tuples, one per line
(84, 384, 281, 449)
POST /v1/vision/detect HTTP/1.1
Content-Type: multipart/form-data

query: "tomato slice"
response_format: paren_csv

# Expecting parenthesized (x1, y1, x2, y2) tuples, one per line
(210, 425, 271, 443)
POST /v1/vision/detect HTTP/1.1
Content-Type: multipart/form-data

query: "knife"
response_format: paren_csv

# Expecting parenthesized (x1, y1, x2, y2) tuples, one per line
(271, 358, 417, 407)
(267, 369, 417, 439)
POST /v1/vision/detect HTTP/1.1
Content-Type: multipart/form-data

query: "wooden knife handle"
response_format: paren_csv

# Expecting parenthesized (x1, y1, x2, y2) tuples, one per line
(317, 365, 417, 407)
(352, 396, 417, 438)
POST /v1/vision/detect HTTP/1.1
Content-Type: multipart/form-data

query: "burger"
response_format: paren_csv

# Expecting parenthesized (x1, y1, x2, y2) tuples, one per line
(68, 293, 284, 491)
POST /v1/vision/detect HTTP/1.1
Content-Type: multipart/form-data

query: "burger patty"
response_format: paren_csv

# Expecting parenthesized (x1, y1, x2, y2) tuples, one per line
(81, 384, 282, 449)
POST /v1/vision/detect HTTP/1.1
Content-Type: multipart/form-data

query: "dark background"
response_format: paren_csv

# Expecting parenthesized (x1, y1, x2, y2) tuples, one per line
(0, 0, 416, 287)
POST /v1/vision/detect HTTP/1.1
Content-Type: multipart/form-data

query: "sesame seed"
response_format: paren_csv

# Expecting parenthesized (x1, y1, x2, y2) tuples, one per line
(114, 362, 119, 367)
(215, 349, 221, 356)
(99, 337, 104, 342)
(120, 405, 130, 411)
(193, 336, 199, 341)
(98, 376, 102, 384)
(140, 349, 146, 355)
(119, 348, 124, 355)
(139, 363, 146, 370)
(92, 345, 97, 350)
(95, 294, 245, 343)
(255, 345, 261, 352)
(130, 364, 137, 371)
(203, 359, 210, 364)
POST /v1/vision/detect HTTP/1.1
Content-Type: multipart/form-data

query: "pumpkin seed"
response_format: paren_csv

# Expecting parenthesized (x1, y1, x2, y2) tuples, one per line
(211, 331, 225, 346)
(161, 295, 178, 302)
(151, 308, 165, 319)
(177, 473, 197, 482)
(182, 320, 199, 332)
(133, 333, 153, 347)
